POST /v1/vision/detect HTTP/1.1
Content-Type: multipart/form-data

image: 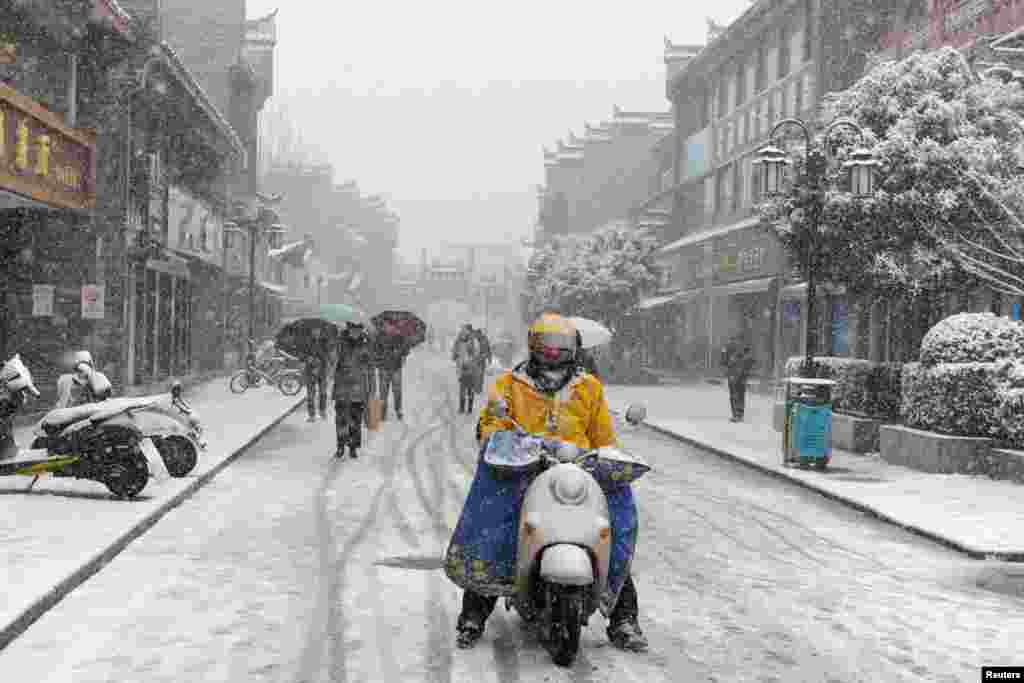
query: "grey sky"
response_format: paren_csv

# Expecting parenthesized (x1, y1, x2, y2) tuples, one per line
(248, 0, 753, 261)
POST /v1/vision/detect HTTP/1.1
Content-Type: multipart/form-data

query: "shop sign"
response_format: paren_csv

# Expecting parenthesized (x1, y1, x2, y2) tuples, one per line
(0, 84, 96, 211)
(714, 229, 781, 285)
(81, 284, 104, 319)
(32, 284, 54, 317)
(169, 185, 222, 266)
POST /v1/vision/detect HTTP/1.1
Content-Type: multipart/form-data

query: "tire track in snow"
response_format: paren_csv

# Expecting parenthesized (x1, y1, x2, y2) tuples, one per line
(294, 377, 440, 683)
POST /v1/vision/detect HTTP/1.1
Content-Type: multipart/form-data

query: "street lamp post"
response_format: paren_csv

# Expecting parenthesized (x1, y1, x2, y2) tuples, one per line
(224, 208, 286, 345)
(755, 117, 879, 378)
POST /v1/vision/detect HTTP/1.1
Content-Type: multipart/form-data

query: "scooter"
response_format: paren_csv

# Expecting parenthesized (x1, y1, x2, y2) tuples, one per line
(486, 401, 649, 667)
(1, 397, 171, 499)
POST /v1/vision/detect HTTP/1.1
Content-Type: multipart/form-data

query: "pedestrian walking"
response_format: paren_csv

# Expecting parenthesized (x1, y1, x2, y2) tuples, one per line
(303, 327, 330, 422)
(333, 322, 372, 458)
(721, 331, 756, 422)
(376, 333, 408, 421)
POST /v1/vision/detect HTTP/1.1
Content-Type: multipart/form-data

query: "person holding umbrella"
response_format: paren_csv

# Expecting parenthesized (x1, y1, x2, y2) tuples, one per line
(332, 322, 372, 458)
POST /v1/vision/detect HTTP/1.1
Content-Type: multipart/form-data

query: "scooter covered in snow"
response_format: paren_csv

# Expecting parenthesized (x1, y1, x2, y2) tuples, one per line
(1, 396, 171, 499)
(446, 400, 650, 667)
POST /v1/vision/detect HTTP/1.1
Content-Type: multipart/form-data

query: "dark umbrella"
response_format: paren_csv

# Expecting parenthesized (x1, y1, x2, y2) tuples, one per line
(370, 310, 427, 348)
(276, 318, 339, 357)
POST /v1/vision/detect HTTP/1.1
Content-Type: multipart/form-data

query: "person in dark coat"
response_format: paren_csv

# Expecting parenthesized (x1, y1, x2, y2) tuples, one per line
(721, 331, 756, 422)
(333, 322, 372, 458)
(304, 327, 330, 422)
(471, 327, 492, 392)
(376, 334, 408, 421)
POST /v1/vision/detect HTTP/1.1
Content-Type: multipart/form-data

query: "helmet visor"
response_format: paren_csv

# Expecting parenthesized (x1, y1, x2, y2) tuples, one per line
(529, 331, 576, 365)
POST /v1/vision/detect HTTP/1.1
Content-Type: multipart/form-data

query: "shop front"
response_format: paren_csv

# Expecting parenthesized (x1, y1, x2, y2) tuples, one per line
(0, 83, 101, 402)
(132, 255, 192, 382)
(708, 225, 783, 378)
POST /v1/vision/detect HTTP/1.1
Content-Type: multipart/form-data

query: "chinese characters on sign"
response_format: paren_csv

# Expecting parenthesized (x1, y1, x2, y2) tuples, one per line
(0, 84, 96, 210)
(719, 246, 767, 275)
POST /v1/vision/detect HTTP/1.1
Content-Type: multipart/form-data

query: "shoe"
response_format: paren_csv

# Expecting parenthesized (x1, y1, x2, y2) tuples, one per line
(334, 447, 345, 458)
(349, 446, 359, 459)
(607, 620, 648, 652)
(396, 411, 403, 421)
(455, 621, 485, 649)
(307, 415, 317, 423)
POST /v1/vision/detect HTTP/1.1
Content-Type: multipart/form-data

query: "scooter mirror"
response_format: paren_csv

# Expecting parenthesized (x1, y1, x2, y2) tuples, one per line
(624, 403, 646, 426)
(170, 381, 183, 400)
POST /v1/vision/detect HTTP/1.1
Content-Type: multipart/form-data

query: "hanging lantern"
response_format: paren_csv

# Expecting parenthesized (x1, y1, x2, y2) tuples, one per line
(843, 147, 881, 197)
(753, 144, 790, 196)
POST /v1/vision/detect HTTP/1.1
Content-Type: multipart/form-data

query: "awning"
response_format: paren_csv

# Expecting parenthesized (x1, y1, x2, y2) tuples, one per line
(780, 281, 847, 299)
(637, 288, 702, 310)
(269, 240, 312, 267)
(659, 216, 761, 255)
(712, 276, 776, 296)
(259, 281, 288, 296)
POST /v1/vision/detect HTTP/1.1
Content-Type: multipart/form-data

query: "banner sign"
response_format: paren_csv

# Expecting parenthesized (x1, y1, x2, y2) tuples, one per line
(81, 284, 104, 319)
(31, 284, 53, 317)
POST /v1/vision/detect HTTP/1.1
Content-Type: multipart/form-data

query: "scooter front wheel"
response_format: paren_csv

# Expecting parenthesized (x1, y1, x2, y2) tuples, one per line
(229, 371, 250, 394)
(103, 448, 150, 499)
(156, 435, 199, 477)
(547, 587, 585, 667)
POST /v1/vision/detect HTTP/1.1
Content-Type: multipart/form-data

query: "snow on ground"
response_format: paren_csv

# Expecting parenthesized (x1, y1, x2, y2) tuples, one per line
(607, 382, 1024, 553)
(3, 355, 1023, 682)
(0, 378, 301, 634)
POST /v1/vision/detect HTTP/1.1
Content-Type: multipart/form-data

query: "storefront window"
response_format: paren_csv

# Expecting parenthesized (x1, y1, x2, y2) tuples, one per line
(831, 300, 850, 356)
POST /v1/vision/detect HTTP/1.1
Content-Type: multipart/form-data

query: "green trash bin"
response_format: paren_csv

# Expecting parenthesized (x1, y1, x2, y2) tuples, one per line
(782, 378, 835, 470)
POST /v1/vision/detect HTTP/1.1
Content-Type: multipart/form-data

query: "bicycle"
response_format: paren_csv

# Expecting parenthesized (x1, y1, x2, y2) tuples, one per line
(229, 359, 304, 396)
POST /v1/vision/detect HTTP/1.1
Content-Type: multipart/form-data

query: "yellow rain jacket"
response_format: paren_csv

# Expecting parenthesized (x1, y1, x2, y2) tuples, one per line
(478, 367, 617, 450)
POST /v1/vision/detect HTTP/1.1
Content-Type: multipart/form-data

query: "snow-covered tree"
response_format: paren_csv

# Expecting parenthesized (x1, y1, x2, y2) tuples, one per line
(522, 221, 660, 335)
(757, 47, 1024, 300)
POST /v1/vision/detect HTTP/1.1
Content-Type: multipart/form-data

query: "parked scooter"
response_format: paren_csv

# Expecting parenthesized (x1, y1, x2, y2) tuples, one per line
(1, 395, 171, 499)
(481, 401, 649, 666)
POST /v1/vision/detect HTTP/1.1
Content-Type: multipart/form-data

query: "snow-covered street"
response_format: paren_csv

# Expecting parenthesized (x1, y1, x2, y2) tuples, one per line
(2, 354, 1023, 681)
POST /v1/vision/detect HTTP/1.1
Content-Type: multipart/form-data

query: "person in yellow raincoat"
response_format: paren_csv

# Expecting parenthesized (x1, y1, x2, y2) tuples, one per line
(455, 313, 648, 653)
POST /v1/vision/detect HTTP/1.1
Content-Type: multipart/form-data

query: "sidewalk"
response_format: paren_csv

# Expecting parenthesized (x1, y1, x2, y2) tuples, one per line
(606, 382, 1024, 561)
(0, 377, 304, 649)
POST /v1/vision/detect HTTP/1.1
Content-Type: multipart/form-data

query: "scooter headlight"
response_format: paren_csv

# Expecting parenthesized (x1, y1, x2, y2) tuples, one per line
(550, 468, 588, 506)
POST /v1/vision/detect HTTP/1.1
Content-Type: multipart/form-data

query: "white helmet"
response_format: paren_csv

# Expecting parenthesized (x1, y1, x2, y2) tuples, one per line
(1, 354, 40, 397)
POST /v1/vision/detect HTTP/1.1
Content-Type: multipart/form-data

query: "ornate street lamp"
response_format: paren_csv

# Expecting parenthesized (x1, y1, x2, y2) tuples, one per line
(223, 199, 287, 345)
(754, 117, 879, 376)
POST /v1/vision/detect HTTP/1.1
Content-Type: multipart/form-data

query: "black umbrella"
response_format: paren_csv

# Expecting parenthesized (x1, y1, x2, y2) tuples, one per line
(370, 310, 427, 349)
(276, 318, 339, 357)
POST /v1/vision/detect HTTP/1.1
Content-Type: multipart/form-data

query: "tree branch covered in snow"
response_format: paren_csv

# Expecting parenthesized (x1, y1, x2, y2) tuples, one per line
(756, 47, 1024, 300)
(522, 221, 660, 331)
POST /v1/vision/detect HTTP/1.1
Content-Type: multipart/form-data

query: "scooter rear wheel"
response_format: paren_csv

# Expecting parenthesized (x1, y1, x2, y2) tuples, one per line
(103, 448, 149, 499)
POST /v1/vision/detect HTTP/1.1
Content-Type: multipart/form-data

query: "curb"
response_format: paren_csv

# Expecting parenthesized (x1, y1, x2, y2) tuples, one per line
(0, 396, 306, 652)
(610, 408, 1024, 564)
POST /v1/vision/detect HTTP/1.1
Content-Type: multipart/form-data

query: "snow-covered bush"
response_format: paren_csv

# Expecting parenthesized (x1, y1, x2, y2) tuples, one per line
(784, 356, 902, 420)
(902, 360, 1024, 446)
(918, 312, 1024, 365)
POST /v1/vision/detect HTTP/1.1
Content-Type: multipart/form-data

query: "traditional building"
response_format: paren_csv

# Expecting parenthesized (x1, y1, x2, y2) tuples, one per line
(537, 107, 672, 240)
(0, 0, 136, 403)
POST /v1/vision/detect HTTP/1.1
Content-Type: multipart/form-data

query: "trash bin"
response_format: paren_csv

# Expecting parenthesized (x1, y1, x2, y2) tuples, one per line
(782, 378, 835, 469)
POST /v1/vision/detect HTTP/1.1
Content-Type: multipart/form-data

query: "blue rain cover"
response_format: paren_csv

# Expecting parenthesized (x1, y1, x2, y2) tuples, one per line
(793, 404, 832, 459)
(445, 432, 638, 615)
